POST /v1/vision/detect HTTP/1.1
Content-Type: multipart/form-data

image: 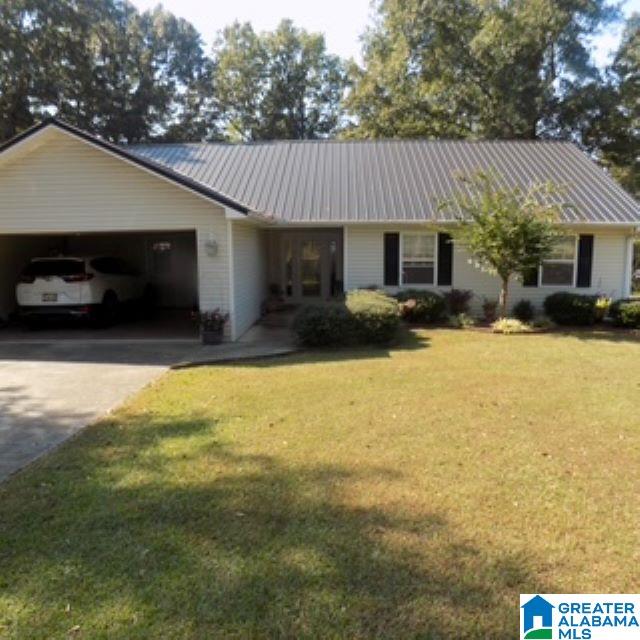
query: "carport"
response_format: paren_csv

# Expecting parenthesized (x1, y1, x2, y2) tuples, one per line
(0, 230, 200, 340)
(0, 119, 267, 343)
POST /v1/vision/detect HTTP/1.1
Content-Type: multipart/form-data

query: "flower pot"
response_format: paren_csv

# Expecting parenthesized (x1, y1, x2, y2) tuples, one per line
(202, 329, 224, 345)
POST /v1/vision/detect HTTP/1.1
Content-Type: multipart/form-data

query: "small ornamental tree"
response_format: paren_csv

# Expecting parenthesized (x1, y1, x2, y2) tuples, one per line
(439, 171, 568, 318)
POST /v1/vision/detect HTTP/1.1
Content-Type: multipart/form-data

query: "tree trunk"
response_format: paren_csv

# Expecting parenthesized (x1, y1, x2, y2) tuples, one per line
(499, 276, 509, 318)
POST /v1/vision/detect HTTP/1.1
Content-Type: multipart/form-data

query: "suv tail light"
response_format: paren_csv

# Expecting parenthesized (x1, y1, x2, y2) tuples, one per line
(18, 274, 35, 284)
(62, 273, 94, 283)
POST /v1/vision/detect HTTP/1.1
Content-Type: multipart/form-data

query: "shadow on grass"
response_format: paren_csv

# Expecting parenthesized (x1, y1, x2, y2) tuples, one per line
(183, 326, 432, 371)
(0, 412, 552, 639)
(543, 326, 640, 345)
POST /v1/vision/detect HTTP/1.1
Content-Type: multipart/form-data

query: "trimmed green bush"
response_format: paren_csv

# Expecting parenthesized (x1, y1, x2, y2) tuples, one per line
(292, 305, 352, 347)
(443, 289, 473, 315)
(512, 299, 535, 322)
(543, 292, 597, 326)
(609, 299, 640, 328)
(396, 289, 446, 323)
(345, 289, 400, 344)
(293, 290, 400, 346)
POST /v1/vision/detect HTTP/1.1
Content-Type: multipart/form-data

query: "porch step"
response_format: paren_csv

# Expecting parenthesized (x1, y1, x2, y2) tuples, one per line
(260, 307, 297, 328)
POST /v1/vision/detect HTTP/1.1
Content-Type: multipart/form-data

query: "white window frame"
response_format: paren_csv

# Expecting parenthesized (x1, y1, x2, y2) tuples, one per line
(539, 235, 578, 288)
(399, 232, 438, 287)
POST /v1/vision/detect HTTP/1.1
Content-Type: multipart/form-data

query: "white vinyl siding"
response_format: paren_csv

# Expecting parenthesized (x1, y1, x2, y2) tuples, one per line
(347, 225, 392, 290)
(454, 231, 629, 311)
(0, 128, 233, 331)
(345, 224, 632, 313)
(231, 221, 268, 339)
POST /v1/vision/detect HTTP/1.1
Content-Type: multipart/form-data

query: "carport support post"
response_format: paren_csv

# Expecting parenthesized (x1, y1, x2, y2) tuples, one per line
(226, 215, 237, 341)
(624, 235, 635, 297)
(195, 220, 236, 342)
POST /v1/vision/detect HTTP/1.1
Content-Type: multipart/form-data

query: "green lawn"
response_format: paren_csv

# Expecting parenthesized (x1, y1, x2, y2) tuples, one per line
(1, 329, 640, 639)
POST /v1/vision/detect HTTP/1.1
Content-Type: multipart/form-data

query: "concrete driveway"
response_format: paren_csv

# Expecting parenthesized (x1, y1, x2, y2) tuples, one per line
(0, 341, 196, 481)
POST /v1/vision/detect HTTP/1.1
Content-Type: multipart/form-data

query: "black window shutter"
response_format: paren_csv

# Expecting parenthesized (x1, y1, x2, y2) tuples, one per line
(522, 267, 539, 287)
(383, 233, 400, 286)
(437, 232, 453, 286)
(576, 235, 594, 288)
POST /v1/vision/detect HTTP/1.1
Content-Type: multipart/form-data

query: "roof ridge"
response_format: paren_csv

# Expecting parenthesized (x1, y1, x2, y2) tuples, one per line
(129, 137, 576, 149)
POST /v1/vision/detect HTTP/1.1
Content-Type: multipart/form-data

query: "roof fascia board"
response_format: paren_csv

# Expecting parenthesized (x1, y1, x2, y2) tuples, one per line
(225, 208, 248, 220)
(273, 219, 639, 227)
(0, 123, 54, 166)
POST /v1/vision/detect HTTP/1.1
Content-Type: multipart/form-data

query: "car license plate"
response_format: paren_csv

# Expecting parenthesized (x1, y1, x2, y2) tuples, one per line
(42, 293, 58, 302)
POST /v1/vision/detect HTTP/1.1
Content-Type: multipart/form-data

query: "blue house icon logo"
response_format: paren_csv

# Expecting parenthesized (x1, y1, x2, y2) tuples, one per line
(521, 595, 554, 639)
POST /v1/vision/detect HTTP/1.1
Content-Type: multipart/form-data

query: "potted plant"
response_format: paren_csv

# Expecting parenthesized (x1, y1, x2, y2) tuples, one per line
(197, 309, 229, 344)
(265, 283, 286, 313)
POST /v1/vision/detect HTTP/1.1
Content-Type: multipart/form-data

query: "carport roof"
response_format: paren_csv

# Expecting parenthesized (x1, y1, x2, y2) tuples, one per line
(2, 118, 639, 225)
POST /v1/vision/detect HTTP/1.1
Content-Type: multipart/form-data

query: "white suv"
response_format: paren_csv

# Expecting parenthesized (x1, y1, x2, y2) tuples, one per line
(16, 256, 148, 324)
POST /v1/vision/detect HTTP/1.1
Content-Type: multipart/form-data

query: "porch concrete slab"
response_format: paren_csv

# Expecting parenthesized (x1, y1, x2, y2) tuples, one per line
(174, 323, 298, 368)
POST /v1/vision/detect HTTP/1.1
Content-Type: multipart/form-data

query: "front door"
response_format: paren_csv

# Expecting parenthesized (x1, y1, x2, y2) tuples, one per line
(281, 231, 342, 301)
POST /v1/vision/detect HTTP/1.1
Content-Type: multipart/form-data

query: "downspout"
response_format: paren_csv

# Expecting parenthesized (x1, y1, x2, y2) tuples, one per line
(226, 215, 237, 341)
(343, 225, 349, 292)
(623, 233, 636, 298)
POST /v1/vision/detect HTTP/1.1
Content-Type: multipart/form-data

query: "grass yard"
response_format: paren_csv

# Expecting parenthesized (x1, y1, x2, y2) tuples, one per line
(1, 329, 640, 639)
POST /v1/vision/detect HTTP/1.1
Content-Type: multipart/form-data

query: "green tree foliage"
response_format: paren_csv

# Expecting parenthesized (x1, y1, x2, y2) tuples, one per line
(0, 0, 210, 143)
(439, 171, 567, 317)
(345, 0, 617, 140)
(212, 20, 347, 141)
(574, 14, 640, 197)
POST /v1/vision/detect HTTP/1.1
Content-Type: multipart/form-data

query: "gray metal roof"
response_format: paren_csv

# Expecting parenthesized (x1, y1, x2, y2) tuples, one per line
(129, 139, 640, 224)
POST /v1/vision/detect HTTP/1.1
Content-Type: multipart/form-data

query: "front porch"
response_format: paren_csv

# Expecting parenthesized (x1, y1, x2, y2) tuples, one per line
(265, 228, 344, 303)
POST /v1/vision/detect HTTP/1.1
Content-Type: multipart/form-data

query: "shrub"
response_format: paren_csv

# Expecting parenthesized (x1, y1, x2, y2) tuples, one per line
(396, 289, 446, 323)
(491, 318, 533, 334)
(512, 299, 535, 322)
(609, 299, 640, 328)
(482, 298, 498, 323)
(448, 313, 476, 329)
(594, 296, 612, 322)
(346, 289, 400, 344)
(443, 289, 473, 315)
(543, 292, 597, 326)
(293, 291, 400, 347)
(292, 305, 353, 347)
(532, 316, 554, 330)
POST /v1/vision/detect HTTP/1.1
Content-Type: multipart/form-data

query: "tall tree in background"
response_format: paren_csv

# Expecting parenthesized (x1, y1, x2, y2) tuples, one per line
(345, 0, 617, 140)
(212, 20, 347, 140)
(0, 0, 210, 143)
(606, 14, 640, 196)
(0, 0, 54, 140)
(578, 14, 639, 197)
